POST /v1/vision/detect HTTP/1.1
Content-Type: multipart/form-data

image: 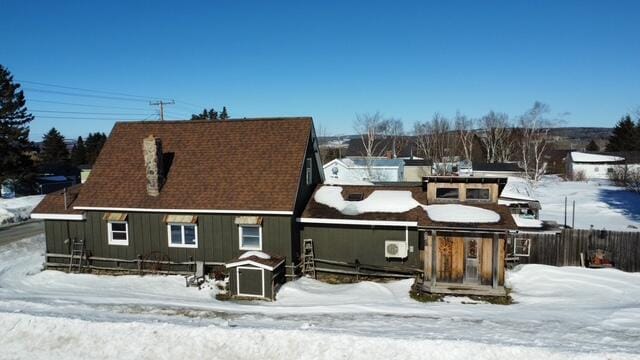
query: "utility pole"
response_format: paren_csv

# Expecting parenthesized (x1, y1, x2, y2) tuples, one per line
(149, 100, 175, 121)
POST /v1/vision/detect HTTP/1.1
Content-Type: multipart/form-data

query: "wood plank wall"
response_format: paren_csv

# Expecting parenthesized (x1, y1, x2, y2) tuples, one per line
(518, 230, 640, 272)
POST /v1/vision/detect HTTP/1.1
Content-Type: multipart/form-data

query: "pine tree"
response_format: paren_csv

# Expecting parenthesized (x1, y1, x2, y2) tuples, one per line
(0, 65, 36, 188)
(606, 115, 639, 151)
(220, 106, 229, 120)
(191, 108, 218, 120)
(40, 128, 69, 165)
(85, 132, 107, 165)
(70, 136, 87, 166)
(585, 139, 600, 152)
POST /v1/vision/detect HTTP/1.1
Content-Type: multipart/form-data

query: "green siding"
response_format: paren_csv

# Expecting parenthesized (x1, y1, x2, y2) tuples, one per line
(44, 212, 294, 266)
(300, 224, 421, 270)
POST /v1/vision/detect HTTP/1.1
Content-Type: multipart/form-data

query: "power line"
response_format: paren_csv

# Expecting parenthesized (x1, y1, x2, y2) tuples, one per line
(31, 109, 151, 116)
(32, 115, 158, 121)
(26, 99, 149, 111)
(23, 88, 152, 102)
(18, 79, 171, 102)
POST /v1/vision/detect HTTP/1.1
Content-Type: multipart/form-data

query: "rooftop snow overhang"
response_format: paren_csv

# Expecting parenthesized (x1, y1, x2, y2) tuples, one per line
(31, 213, 86, 221)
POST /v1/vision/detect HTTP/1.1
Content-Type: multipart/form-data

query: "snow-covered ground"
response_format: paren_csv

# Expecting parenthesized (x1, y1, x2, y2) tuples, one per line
(534, 176, 640, 231)
(1, 236, 639, 359)
(0, 195, 44, 226)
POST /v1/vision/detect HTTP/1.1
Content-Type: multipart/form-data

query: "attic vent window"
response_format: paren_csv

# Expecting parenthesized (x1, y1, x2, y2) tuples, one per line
(347, 193, 364, 201)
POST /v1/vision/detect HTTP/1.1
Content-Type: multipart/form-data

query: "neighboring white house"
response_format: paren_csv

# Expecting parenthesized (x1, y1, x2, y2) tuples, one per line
(565, 152, 625, 180)
(323, 158, 404, 184)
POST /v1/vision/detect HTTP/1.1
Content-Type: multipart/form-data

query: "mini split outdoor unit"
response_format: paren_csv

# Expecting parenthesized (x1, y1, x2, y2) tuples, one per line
(385, 240, 408, 258)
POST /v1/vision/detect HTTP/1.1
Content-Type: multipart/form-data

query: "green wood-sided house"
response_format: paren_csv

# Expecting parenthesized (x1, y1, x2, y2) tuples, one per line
(31, 118, 324, 299)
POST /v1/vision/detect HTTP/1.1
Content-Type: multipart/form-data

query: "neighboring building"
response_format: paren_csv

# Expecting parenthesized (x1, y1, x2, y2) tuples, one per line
(403, 159, 433, 181)
(472, 163, 525, 178)
(566, 151, 625, 180)
(31, 118, 324, 300)
(323, 158, 404, 183)
(499, 176, 543, 230)
(299, 176, 516, 296)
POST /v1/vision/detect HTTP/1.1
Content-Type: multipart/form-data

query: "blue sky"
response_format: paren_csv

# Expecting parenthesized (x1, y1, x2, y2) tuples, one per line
(2, 0, 639, 140)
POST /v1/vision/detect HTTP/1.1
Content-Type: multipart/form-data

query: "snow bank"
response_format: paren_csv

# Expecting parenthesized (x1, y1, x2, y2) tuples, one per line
(571, 151, 624, 163)
(314, 186, 421, 215)
(0, 195, 44, 226)
(4, 313, 633, 360)
(534, 175, 640, 230)
(425, 204, 500, 223)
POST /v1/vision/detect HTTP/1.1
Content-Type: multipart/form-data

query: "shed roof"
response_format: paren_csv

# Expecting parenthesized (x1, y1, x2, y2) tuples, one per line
(300, 185, 517, 231)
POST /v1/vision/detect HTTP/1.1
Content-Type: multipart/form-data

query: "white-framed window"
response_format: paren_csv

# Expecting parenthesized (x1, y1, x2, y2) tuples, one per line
(306, 157, 313, 185)
(108, 221, 129, 246)
(513, 237, 531, 257)
(239, 225, 262, 250)
(167, 223, 198, 248)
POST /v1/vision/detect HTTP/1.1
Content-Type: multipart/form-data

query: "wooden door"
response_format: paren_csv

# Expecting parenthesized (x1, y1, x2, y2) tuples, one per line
(464, 239, 481, 284)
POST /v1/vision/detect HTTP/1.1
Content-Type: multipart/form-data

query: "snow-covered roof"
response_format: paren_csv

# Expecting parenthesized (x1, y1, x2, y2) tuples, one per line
(425, 204, 500, 224)
(239, 251, 271, 260)
(570, 152, 624, 163)
(511, 214, 543, 228)
(500, 176, 537, 201)
(314, 186, 420, 216)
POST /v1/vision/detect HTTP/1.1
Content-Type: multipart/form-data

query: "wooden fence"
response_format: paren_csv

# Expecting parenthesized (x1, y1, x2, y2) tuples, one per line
(516, 229, 640, 272)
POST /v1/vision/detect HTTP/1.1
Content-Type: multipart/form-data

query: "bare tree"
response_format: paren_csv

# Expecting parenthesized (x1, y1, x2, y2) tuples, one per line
(381, 118, 405, 158)
(353, 112, 388, 178)
(518, 101, 554, 181)
(414, 113, 458, 174)
(477, 111, 511, 163)
(454, 111, 475, 161)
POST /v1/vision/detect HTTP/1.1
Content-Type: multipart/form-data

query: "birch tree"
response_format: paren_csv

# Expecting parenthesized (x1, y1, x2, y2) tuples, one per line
(518, 101, 553, 181)
(478, 111, 511, 163)
(353, 112, 388, 178)
(454, 111, 475, 161)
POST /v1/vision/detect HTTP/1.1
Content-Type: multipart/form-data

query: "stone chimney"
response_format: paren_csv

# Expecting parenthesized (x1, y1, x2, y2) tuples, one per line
(142, 135, 164, 196)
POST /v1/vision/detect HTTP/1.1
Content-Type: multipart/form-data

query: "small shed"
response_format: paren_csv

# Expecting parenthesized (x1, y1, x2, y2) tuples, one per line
(226, 251, 285, 301)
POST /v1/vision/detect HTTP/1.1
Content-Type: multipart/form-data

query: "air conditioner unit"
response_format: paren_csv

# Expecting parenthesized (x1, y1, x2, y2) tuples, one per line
(385, 240, 408, 258)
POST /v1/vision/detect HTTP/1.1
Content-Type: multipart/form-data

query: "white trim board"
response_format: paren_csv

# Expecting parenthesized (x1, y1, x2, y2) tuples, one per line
(297, 217, 418, 227)
(31, 213, 85, 221)
(226, 259, 284, 271)
(73, 206, 293, 215)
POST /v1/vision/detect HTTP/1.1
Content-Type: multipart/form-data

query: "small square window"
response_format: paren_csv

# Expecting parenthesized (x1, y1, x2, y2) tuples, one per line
(108, 221, 129, 246)
(239, 225, 262, 250)
(167, 223, 198, 248)
(466, 188, 490, 201)
(436, 187, 459, 200)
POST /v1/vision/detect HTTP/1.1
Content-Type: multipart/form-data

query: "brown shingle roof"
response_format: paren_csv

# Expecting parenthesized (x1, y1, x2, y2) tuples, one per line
(302, 185, 517, 231)
(63, 118, 312, 212)
(32, 184, 84, 215)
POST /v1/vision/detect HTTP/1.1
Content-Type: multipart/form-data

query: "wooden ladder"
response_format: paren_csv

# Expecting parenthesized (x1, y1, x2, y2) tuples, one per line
(68, 239, 85, 273)
(302, 238, 316, 279)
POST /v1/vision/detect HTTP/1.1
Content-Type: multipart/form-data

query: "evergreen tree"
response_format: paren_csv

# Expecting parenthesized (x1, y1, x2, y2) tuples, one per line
(585, 139, 600, 152)
(40, 128, 69, 165)
(70, 136, 87, 166)
(191, 108, 218, 120)
(220, 106, 229, 120)
(0, 65, 36, 188)
(606, 115, 639, 152)
(85, 132, 107, 165)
